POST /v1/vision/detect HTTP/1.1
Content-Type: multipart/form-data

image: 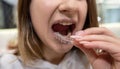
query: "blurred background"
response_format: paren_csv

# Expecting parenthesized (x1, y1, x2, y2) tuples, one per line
(0, 0, 18, 28)
(0, 0, 120, 51)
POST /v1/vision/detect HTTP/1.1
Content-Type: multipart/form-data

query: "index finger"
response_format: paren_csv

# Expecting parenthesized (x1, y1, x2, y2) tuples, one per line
(83, 27, 115, 37)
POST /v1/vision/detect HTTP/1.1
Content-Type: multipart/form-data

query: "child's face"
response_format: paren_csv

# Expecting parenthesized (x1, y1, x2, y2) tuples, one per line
(30, 0, 87, 54)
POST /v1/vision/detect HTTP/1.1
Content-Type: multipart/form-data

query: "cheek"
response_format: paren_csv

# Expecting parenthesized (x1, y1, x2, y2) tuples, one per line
(77, 4, 88, 30)
(30, 0, 60, 22)
(29, 0, 61, 39)
(79, 3, 88, 19)
(30, 0, 60, 29)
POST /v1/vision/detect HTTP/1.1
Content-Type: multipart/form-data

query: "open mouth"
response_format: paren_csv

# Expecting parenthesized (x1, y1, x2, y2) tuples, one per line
(52, 20, 76, 36)
(51, 20, 76, 44)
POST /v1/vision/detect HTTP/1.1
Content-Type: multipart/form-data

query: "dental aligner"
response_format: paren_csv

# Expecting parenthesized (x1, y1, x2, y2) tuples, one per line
(54, 32, 73, 45)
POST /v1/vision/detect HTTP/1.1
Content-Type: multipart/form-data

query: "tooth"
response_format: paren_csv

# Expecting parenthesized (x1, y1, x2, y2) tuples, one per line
(60, 22, 72, 25)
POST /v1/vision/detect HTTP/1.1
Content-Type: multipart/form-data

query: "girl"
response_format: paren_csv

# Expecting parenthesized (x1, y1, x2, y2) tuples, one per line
(1, 0, 120, 69)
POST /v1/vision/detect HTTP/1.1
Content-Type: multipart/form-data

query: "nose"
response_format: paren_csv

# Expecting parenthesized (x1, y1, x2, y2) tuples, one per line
(58, 0, 78, 17)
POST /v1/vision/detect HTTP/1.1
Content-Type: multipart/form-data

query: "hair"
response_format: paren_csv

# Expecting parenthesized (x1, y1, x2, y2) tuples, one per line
(18, 0, 98, 63)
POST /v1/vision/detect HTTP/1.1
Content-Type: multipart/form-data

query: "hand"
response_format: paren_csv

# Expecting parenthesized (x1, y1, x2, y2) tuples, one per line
(71, 27, 120, 69)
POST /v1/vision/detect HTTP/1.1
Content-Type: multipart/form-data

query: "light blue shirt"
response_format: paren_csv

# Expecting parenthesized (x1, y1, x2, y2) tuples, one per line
(0, 50, 91, 69)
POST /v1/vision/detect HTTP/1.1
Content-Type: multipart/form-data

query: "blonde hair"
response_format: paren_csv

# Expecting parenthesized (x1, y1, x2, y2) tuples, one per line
(18, 0, 98, 63)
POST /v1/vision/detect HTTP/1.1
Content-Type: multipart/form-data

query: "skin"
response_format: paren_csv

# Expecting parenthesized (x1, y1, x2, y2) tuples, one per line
(30, 0, 87, 64)
(30, 0, 120, 68)
(72, 27, 120, 69)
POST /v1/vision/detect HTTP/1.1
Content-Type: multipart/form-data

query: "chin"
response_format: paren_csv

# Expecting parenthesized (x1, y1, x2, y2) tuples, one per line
(53, 41, 74, 53)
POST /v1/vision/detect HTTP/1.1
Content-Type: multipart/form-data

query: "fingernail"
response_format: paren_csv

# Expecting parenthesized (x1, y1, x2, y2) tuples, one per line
(75, 31, 84, 36)
(70, 35, 83, 39)
(79, 41, 90, 44)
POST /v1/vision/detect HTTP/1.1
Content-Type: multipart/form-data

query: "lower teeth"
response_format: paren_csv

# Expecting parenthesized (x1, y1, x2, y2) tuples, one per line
(54, 32, 73, 44)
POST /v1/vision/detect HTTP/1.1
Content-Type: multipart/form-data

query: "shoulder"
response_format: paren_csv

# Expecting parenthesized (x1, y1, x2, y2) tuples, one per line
(0, 53, 23, 69)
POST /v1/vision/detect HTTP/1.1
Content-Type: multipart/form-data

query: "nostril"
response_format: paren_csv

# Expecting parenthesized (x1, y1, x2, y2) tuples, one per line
(60, 9, 68, 13)
(59, 5, 77, 17)
(59, 5, 70, 14)
(59, 9, 75, 17)
(58, 1, 77, 15)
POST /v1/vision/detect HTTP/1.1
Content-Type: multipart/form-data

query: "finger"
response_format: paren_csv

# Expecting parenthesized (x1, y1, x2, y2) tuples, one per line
(78, 35, 119, 44)
(83, 27, 115, 37)
(80, 41, 120, 54)
(71, 34, 119, 45)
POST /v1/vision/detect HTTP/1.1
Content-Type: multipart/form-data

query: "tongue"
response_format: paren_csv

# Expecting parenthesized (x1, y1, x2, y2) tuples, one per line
(52, 23, 69, 35)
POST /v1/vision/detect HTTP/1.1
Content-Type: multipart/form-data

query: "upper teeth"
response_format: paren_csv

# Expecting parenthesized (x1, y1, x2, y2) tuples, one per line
(59, 22, 73, 25)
